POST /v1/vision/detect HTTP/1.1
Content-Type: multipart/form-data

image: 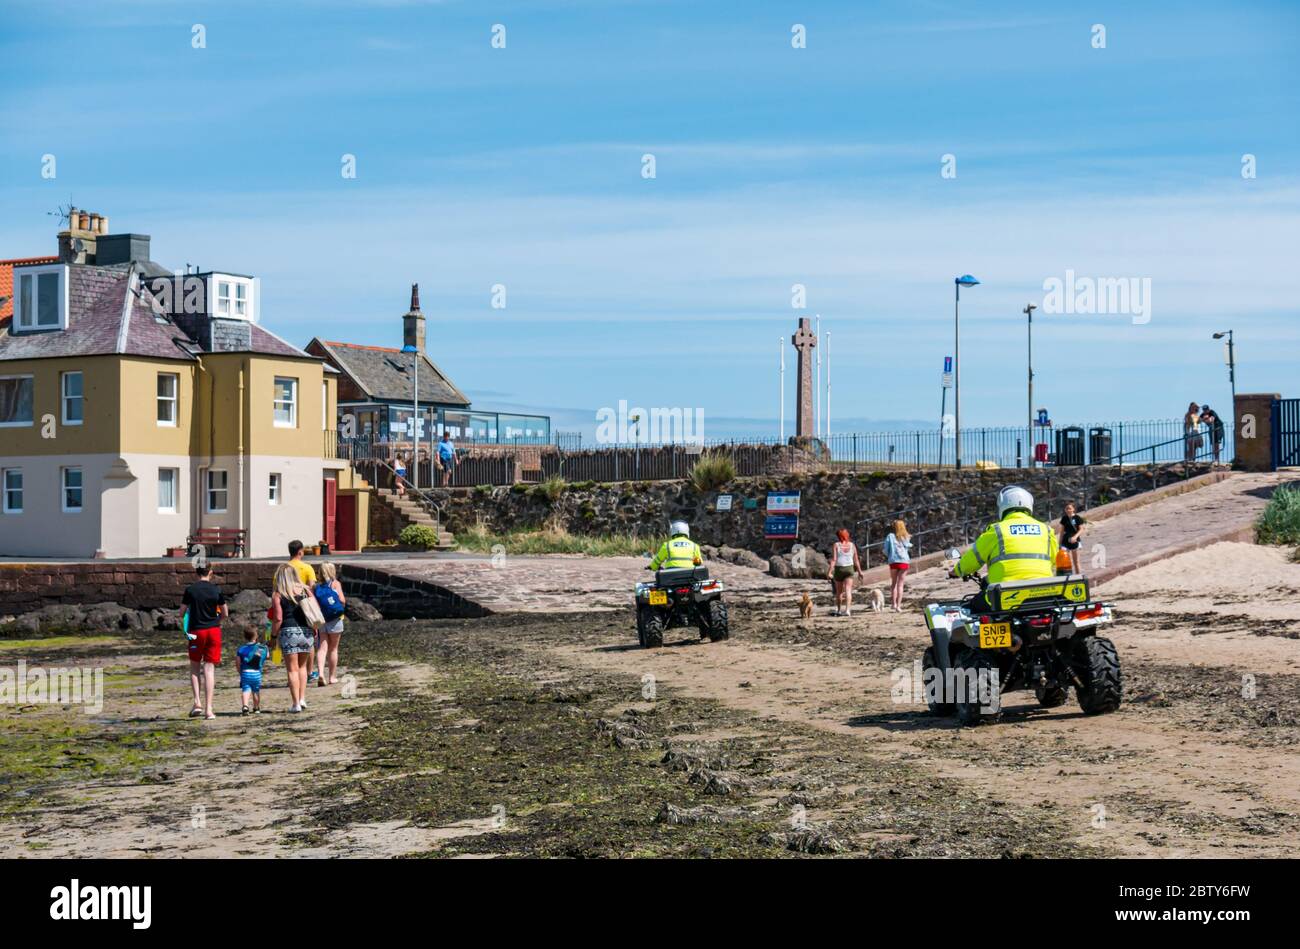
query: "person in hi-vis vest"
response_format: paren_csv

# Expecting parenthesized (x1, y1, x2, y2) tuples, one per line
(951, 486, 1060, 603)
(648, 521, 703, 571)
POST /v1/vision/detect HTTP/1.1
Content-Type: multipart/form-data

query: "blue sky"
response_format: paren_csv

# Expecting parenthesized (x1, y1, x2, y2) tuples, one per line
(2, 0, 1297, 439)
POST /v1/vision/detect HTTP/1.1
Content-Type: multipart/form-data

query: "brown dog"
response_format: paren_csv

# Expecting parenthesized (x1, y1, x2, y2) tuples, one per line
(799, 591, 814, 619)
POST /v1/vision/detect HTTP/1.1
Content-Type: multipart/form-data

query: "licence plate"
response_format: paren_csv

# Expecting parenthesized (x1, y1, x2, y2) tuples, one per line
(979, 622, 1012, 649)
(648, 590, 668, 606)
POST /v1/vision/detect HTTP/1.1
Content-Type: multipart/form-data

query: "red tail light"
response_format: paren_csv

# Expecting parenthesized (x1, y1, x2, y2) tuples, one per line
(1075, 605, 1104, 621)
(1027, 615, 1053, 627)
(676, 587, 692, 594)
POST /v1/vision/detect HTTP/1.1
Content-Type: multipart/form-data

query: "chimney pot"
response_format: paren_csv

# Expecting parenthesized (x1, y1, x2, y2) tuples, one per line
(98, 214, 109, 234)
(410, 283, 421, 312)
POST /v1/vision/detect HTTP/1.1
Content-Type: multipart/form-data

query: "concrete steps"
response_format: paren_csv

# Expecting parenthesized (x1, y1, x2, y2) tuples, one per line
(374, 488, 457, 549)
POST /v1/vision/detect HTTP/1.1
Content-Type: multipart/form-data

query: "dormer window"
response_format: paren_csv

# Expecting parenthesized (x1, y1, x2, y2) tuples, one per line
(209, 274, 256, 321)
(14, 264, 68, 332)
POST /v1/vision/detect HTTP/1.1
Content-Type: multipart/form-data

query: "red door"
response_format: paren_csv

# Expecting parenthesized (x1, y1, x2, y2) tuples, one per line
(336, 494, 358, 552)
(322, 477, 337, 550)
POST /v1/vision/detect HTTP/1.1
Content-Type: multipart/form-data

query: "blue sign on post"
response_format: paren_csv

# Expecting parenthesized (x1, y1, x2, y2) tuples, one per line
(764, 514, 799, 539)
(944, 356, 953, 373)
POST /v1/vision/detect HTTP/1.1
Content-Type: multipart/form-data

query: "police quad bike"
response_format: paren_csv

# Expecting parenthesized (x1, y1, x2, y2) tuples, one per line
(920, 549, 1121, 725)
(634, 565, 729, 648)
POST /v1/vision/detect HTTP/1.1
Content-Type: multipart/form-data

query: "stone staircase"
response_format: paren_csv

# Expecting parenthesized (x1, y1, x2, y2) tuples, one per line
(374, 487, 457, 550)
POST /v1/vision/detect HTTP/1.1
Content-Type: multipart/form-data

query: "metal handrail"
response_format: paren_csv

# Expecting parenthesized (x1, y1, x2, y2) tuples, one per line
(367, 458, 445, 523)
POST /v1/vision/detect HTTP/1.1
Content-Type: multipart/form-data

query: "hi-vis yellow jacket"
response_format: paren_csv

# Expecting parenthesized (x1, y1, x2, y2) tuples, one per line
(649, 535, 703, 570)
(955, 510, 1060, 583)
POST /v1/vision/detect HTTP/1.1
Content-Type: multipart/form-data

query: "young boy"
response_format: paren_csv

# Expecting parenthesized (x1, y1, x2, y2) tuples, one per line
(181, 564, 228, 720)
(236, 629, 269, 715)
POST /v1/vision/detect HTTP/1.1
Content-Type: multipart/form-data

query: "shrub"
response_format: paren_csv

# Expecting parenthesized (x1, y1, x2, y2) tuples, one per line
(536, 474, 567, 502)
(398, 524, 439, 549)
(1256, 485, 1300, 545)
(688, 451, 736, 492)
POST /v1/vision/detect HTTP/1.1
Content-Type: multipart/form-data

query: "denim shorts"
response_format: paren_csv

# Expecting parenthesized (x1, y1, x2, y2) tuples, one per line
(278, 625, 314, 655)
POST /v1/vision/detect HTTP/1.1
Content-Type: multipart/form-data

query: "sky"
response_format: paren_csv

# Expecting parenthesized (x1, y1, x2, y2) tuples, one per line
(2, 0, 1297, 441)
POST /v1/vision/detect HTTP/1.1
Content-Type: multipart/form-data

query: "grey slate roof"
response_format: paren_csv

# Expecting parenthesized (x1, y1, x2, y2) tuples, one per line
(312, 339, 470, 407)
(0, 263, 317, 364)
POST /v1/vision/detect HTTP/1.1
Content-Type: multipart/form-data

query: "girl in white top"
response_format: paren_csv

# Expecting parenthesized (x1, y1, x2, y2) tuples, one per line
(826, 529, 863, 616)
(883, 520, 912, 612)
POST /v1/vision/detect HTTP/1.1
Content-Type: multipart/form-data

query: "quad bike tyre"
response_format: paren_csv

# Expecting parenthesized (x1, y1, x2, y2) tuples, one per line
(1075, 635, 1122, 715)
(705, 599, 729, 641)
(922, 646, 955, 715)
(638, 607, 665, 649)
(954, 648, 1001, 726)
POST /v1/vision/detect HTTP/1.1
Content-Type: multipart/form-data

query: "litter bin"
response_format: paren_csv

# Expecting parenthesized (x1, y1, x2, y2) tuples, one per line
(1089, 427, 1113, 465)
(1055, 426, 1085, 466)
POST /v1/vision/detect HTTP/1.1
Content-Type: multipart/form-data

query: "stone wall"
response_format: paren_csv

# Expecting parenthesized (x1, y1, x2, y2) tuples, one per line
(434, 463, 1214, 562)
(0, 561, 274, 615)
(0, 560, 472, 620)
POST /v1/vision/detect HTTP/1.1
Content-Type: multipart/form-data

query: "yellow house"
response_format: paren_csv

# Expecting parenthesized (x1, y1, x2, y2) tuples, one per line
(0, 211, 367, 558)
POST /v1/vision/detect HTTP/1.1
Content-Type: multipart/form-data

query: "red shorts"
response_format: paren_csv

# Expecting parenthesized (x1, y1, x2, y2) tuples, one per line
(187, 626, 222, 664)
(889, 563, 909, 572)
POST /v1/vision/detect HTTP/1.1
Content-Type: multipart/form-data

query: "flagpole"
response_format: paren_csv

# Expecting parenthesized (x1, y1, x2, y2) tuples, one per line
(826, 330, 831, 444)
(779, 336, 785, 441)
(815, 314, 822, 442)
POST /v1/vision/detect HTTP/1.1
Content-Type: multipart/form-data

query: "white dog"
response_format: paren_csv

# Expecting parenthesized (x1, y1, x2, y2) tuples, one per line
(868, 588, 885, 612)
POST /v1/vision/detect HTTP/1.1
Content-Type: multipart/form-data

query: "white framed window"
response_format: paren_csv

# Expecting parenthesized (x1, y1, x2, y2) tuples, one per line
(215, 280, 232, 315)
(273, 376, 297, 427)
(205, 469, 228, 513)
(158, 468, 178, 513)
(61, 371, 83, 425)
(210, 275, 255, 320)
(2, 469, 22, 514)
(157, 373, 178, 426)
(61, 467, 83, 513)
(269, 472, 281, 505)
(0, 375, 34, 427)
(14, 265, 68, 332)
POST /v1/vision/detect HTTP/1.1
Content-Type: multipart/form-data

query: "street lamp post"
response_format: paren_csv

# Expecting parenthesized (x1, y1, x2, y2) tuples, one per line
(1212, 329, 1236, 405)
(1024, 303, 1037, 468)
(953, 274, 980, 469)
(402, 343, 420, 490)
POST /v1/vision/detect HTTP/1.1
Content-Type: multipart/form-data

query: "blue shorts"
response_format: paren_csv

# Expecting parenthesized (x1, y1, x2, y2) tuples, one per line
(239, 673, 263, 694)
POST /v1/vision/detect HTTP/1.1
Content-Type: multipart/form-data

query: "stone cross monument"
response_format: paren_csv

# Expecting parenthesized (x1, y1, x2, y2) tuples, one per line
(792, 317, 817, 438)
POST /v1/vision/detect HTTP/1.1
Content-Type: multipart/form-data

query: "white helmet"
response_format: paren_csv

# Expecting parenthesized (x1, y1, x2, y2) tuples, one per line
(669, 520, 690, 538)
(996, 485, 1034, 519)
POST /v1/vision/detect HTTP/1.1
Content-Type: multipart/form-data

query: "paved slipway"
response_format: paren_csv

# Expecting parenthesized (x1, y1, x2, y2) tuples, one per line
(397, 470, 1300, 857)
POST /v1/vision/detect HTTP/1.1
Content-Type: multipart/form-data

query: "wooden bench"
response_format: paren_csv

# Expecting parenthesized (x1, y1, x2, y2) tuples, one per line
(187, 527, 247, 558)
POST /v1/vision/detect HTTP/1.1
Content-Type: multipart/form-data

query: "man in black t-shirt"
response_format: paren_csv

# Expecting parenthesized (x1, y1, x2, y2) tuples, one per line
(182, 565, 228, 720)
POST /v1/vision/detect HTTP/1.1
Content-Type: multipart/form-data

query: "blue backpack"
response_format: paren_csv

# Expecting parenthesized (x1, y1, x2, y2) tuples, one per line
(314, 583, 345, 621)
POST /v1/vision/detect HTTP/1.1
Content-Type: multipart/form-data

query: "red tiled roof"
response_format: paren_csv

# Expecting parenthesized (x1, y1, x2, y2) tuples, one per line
(0, 255, 59, 321)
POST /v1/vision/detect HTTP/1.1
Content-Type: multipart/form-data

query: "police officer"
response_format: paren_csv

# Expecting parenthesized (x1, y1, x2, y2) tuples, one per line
(951, 486, 1060, 608)
(648, 520, 703, 571)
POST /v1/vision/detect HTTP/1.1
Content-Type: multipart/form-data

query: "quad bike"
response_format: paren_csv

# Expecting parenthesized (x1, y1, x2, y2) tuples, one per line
(634, 565, 729, 648)
(921, 553, 1121, 725)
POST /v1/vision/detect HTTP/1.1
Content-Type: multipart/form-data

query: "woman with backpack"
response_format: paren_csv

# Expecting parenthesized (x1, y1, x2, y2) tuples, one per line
(270, 562, 321, 713)
(314, 562, 346, 687)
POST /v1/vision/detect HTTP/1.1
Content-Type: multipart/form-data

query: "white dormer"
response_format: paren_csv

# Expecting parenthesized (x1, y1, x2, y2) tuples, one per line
(206, 273, 259, 322)
(12, 263, 69, 332)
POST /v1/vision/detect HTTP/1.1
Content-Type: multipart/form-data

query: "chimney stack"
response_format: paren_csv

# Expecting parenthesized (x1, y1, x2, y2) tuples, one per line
(402, 283, 426, 353)
(58, 206, 102, 264)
